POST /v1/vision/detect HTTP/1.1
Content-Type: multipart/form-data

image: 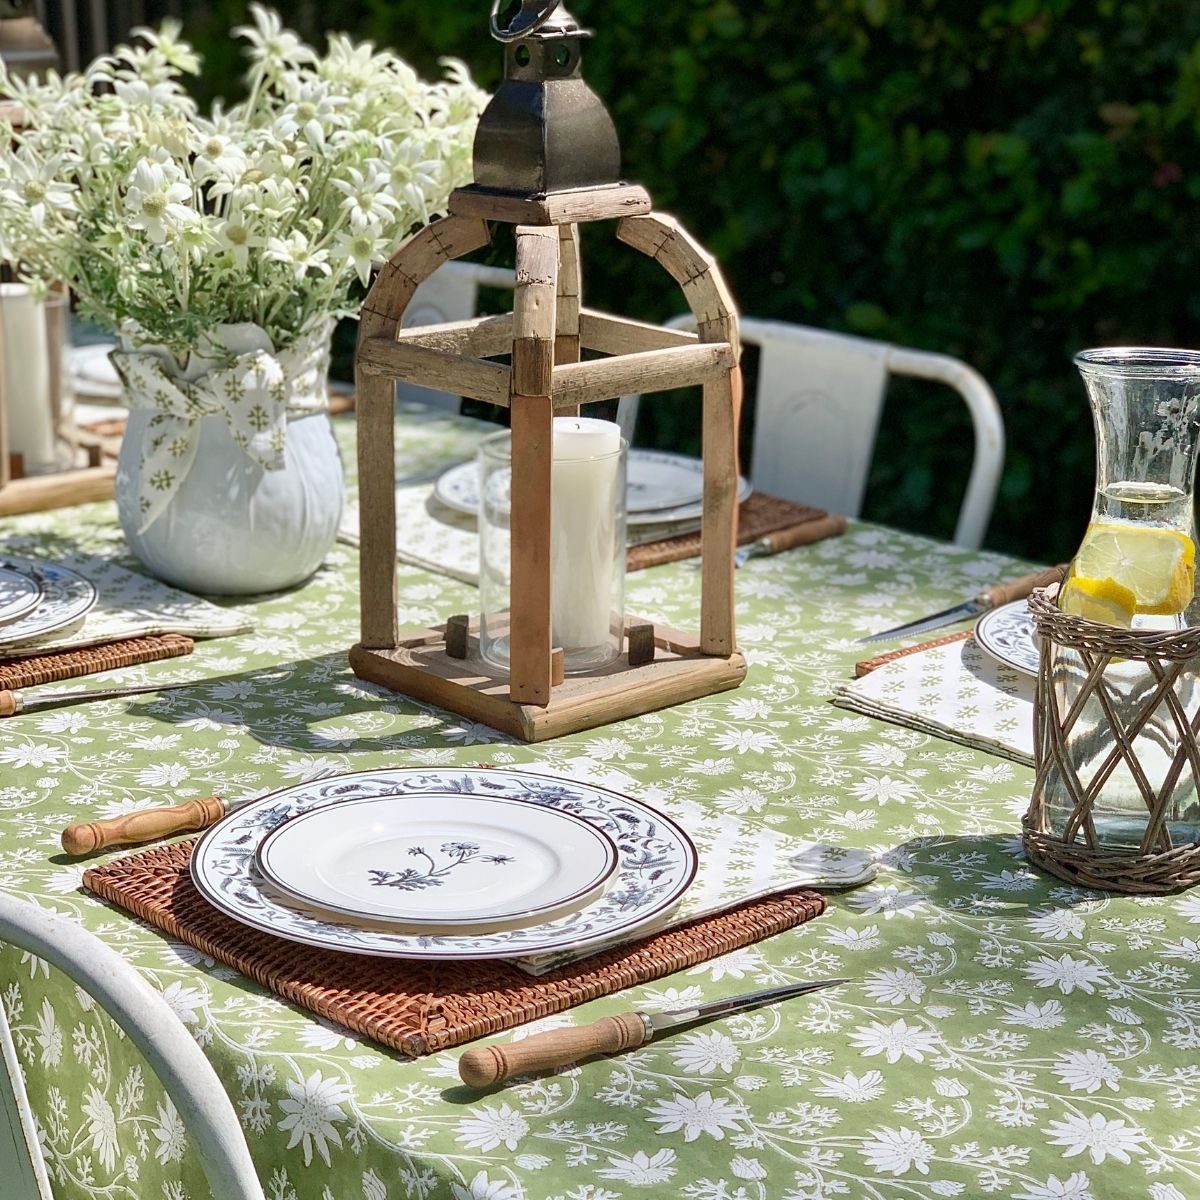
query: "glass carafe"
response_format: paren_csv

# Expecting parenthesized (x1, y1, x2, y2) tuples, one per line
(1041, 348, 1200, 849)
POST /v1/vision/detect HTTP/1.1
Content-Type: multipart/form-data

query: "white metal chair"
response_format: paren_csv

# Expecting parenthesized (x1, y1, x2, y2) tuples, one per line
(627, 316, 1005, 549)
(0, 894, 264, 1200)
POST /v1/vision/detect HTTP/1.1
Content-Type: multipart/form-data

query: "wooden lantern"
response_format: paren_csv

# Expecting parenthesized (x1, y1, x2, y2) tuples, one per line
(348, 3, 747, 742)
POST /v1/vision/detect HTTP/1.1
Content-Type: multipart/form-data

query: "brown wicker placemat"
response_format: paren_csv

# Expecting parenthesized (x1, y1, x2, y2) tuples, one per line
(84, 839, 826, 1056)
(627, 492, 835, 572)
(0, 633, 194, 690)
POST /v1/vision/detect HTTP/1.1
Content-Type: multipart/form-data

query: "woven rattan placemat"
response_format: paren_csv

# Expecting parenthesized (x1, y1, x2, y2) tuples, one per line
(0, 633, 194, 690)
(84, 840, 826, 1056)
(628, 493, 835, 572)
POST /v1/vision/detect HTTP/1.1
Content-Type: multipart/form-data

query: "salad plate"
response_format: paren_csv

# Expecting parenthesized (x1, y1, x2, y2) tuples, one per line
(254, 792, 619, 934)
(191, 768, 698, 960)
(0, 558, 97, 649)
(0, 567, 42, 629)
(434, 451, 752, 526)
(974, 599, 1039, 677)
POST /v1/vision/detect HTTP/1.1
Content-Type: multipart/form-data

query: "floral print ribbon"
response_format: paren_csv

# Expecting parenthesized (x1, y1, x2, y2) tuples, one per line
(112, 320, 332, 533)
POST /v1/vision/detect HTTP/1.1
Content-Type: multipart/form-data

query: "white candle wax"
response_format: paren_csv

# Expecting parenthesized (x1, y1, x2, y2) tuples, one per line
(0, 284, 55, 472)
(550, 416, 622, 656)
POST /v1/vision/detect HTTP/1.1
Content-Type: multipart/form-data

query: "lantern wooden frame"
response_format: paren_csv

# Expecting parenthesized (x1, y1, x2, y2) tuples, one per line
(349, 188, 747, 742)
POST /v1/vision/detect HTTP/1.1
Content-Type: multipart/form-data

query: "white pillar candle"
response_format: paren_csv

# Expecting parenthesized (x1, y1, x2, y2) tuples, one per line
(0, 284, 56, 472)
(550, 416, 622, 655)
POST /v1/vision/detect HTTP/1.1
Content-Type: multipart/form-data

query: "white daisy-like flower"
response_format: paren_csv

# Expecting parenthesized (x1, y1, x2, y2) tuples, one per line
(1043, 1112, 1146, 1165)
(862, 968, 925, 1005)
(152, 1097, 187, 1165)
(331, 163, 402, 230)
(333, 223, 388, 287)
(193, 131, 248, 181)
(277, 1070, 352, 1166)
(670, 1030, 740, 1075)
(822, 924, 881, 951)
(811, 1069, 885, 1103)
(1012, 1172, 1094, 1199)
(687, 947, 764, 982)
(135, 761, 189, 788)
(848, 1018, 940, 1064)
(596, 1149, 677, 1186)
(450, 1171, 523, 1200)
(848, 775, 920, 805)
(123, 159, 194, 244)
(645, 1091, 745, 1142)
(455, 1103, 529, 1153)
(35, 999, 61, 1067)
(1023, 954, 1107, 995)
(0, 744, 66, 769)
(0, 148, 75, 228)
(265, 231, 332, 282)
(847, 885, 926, 920)
(1000, 1000, 1066, 1029)
(862, 1126, 935, 1176)
(234, 4, 318, 72)
(81, 1085, 118, 1171)
(1028, 908, 1086, 941)
(1052, 1049, 1122, 1094)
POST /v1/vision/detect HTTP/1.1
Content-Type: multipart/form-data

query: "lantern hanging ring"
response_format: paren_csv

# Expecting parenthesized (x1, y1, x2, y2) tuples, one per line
(490, 0, 585, 42)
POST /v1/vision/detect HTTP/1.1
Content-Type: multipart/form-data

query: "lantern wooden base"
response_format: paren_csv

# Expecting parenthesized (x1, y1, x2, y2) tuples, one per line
(350, 618, 747, 744)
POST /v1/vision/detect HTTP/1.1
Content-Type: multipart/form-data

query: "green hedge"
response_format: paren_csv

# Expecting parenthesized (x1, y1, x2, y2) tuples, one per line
(185, 1, 1200, 560)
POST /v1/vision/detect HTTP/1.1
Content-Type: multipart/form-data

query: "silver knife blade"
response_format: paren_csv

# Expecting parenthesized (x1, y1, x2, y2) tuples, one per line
(647, 978, 849, 1034)
(858, 598, 986, 645)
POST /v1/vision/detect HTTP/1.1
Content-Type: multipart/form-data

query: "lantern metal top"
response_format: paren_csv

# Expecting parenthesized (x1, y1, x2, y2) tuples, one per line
(466, 0, 624, 201)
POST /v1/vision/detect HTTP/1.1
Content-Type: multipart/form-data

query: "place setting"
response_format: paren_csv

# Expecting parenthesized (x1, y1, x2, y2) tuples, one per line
(75, 763, 875, 1058)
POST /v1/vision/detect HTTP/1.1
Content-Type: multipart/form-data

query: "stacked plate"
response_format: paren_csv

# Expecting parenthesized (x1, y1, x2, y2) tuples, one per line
(434, 450, 751, 541)
(191, 767, 698, 960)
(0, 556, 97, 651)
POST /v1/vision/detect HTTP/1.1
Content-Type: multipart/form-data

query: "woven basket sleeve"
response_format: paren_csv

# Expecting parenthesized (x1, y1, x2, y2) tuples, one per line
(84, 840, 826, 1056)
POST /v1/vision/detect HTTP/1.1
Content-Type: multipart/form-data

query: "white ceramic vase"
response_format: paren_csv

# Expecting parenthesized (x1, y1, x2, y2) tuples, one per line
(114, 323, 345, 596)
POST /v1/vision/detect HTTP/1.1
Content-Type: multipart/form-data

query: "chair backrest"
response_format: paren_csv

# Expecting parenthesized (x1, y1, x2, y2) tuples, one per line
(636, 315, 1004, 549)
(0, 894, 265, 1200)
(396, 260, 517, 413)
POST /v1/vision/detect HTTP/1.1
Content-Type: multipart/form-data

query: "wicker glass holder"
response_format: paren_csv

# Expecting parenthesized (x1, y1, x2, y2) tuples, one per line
(1025, 587, 1200, 894)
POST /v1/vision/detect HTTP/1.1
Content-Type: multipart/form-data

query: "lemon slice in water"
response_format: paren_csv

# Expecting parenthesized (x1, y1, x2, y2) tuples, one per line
(1073, 522, 1196, 615)
(1059, 576, 1136, 627)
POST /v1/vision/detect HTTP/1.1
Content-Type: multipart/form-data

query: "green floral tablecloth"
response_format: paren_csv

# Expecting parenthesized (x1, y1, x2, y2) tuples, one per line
(2, 407, 1197, 1200)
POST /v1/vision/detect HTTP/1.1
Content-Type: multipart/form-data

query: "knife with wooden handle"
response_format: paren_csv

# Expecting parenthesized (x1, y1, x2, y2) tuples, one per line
(858, 564, 1069, 644)
(735, 515, 849, 567)
(61, 796, 229, 857)
(458, 978, 848, 1088)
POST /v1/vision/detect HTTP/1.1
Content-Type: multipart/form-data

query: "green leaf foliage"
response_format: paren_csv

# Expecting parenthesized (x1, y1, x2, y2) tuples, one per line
(185, 0, 1200, 560)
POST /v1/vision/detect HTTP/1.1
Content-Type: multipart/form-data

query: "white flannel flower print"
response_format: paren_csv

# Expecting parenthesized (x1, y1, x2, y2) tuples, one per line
(151, 1097, 187, 1165)
(1043, 1112, 1147, 1165)
(450, 1173, 524, 1200)
(861, 1126, 935, 1176)
(812, 1070, 886, 1102)
(596, 1149, 678, 1186)
(277, 1071, 352, 1166)
(669, 1030, 740, 1074)
(1012, 1175, 1094, 1200)
(1052, 1049, 1123, 1094)
(645, 1091, 745, 1142)
(1023, 954, 1107, 995)
(81, 1085, 118, 1171)
(848, 1019, 940, 1064)
(34, 999, 61, 1067)
(454, 1103, 529, 1153)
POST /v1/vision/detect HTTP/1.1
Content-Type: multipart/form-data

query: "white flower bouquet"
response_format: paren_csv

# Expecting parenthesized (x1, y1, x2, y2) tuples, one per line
(0, 6, 486, 356)
(0, 8, 487, 594)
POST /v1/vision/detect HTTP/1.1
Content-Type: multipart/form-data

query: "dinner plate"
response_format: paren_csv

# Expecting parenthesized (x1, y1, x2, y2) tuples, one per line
(191, 768, 698, 960)
(0, 567, 42, 629)
(434, 451, 752, 527)
(0, 558, 97, 649)
(974, 599, 1039, 676)
(254, 792, 619, 933)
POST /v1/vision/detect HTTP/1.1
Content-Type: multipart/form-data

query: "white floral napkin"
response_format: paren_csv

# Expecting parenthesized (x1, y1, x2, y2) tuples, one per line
(339, 482, 480, 585)
(0, 553, 252, 658)
(515, 776, 877, 975)
(831, 636, 1034, 765)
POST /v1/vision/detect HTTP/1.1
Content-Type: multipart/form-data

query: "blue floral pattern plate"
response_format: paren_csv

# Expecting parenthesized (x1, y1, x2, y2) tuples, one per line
(974, 598, 1040, 676)
(0, 556, 97, 649)
(253, 792, 619, 934)
(191, 768, 698, 960)
(0, 566, 41, 628)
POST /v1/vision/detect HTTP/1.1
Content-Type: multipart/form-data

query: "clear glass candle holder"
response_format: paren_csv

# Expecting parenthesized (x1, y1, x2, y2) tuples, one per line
(478, 426, 628, 674)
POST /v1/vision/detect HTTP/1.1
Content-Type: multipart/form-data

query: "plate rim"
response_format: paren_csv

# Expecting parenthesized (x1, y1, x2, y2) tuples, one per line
(0, 567, 42, 628)
(0, 557, 98, 649)
(190, 767, 699, 960)
(974, 598, 1039, 677)
(253, 790, 620, 929)
(432, 453, 753, 526)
